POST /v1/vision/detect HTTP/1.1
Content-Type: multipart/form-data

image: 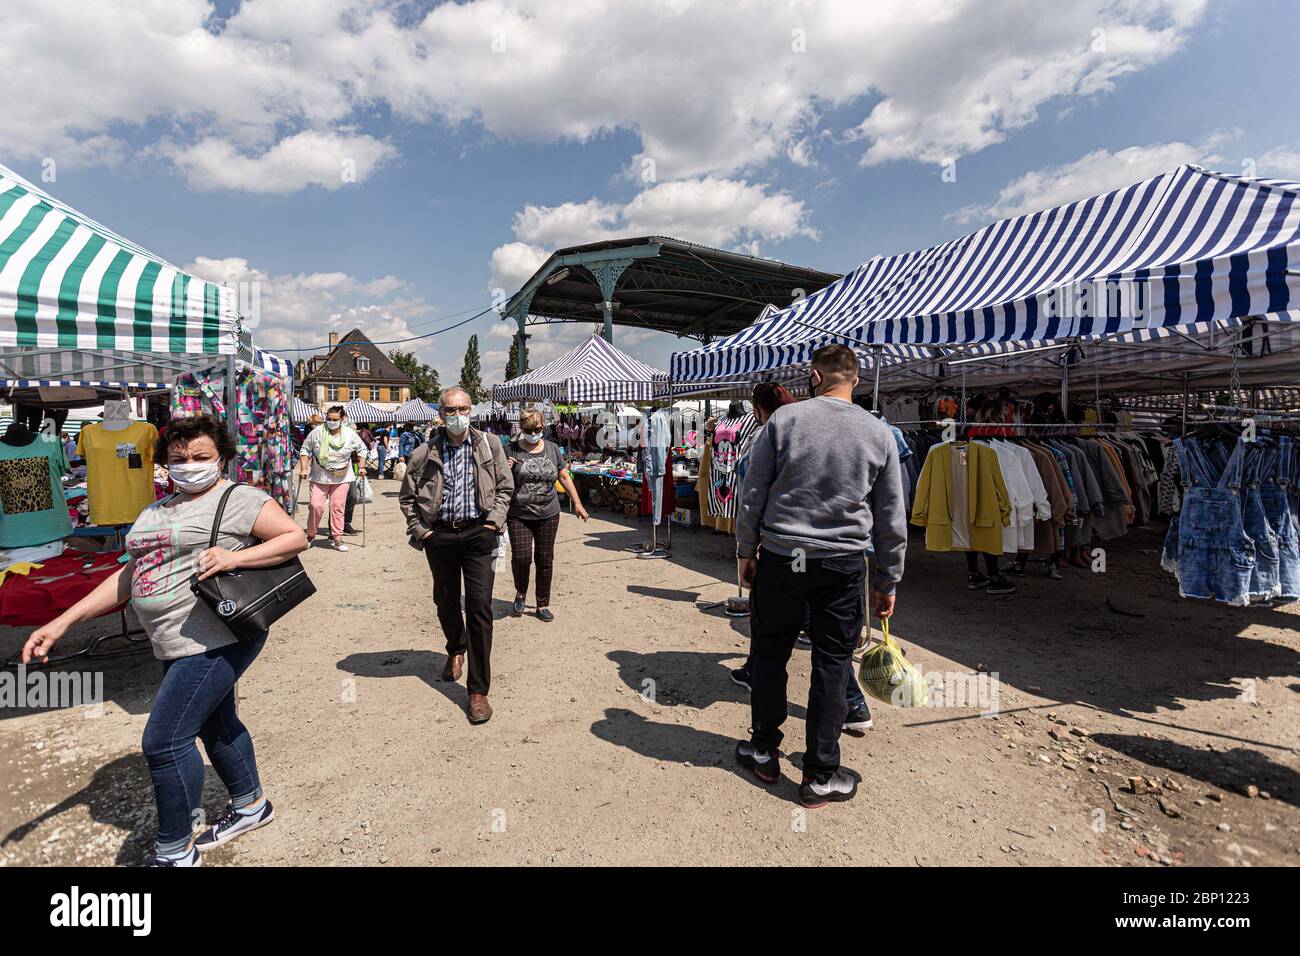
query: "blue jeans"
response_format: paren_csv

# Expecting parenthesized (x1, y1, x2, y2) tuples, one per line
(142, 634, 267, 853)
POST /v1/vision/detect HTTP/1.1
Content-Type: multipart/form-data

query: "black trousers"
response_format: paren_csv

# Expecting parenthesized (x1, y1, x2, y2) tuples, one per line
(424, 522, 498, 695)
(750, 548, 866, 778)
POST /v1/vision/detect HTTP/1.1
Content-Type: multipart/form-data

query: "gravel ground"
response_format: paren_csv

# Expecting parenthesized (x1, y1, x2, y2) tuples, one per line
(2, 478, 1297, 867)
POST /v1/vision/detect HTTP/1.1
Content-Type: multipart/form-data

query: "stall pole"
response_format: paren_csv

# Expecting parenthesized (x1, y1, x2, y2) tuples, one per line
(871, 347, 882, 411)
(1060, 353, 1069, 412)
(225, 352, 239, 479)
(1181, 373, 1189, 437)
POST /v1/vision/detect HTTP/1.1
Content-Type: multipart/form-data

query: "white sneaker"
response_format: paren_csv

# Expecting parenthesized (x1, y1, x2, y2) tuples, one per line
(194, 800, 276, 852)
(333, 541, 350, 552)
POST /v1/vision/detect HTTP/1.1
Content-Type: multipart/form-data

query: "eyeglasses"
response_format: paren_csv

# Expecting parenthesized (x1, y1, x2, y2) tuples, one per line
(443, 405, 471, 415)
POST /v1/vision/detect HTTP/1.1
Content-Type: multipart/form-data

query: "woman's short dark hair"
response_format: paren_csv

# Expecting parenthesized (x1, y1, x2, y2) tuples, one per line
(327, 405, 344, 417)
(156, 414, 237, 464)
(752, 382, 797, 418)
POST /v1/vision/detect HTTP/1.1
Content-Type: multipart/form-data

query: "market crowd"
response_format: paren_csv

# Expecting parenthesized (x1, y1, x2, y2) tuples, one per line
(21, 347, 902, 865)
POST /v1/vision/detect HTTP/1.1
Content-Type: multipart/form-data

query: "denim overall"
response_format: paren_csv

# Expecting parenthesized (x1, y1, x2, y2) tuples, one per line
(1258, 435, 1300, 601)
(1241, 442, 1280, 600)
(1167, 437, 1255, 605)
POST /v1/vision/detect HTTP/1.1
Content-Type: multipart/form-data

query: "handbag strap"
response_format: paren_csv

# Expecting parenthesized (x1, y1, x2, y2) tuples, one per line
(207, 482, 243, 549)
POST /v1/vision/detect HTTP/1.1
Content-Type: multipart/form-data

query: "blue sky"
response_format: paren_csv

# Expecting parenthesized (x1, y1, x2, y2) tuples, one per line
(3, 0, 1297, 385)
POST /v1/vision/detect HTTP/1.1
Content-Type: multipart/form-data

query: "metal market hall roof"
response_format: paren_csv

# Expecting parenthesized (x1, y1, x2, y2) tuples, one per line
(501, 236, 841, 342)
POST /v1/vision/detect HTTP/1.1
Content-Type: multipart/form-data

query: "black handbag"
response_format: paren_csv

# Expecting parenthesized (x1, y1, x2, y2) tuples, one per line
(190, 483, 316, 641)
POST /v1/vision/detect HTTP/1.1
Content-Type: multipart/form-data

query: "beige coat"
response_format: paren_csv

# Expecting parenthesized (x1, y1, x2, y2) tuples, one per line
(399, 427, 514, 540)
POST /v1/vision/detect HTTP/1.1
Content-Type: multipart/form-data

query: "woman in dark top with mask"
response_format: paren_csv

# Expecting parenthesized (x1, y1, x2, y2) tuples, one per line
(505, 409, 588, 621)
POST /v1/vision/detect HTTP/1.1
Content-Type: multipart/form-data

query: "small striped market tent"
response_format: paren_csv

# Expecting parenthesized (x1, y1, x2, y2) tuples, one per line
(393, 398, 439, 422)
(289, 396, 319, 421)
(494, 333, 669, 403)
(0, 163, 238, 355)
(671, 165, 1300, 387)
(342, 398, 395, 424)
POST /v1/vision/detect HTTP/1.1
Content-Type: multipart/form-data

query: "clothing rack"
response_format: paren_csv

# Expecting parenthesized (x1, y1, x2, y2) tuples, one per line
(1196, 402, 1300, 422)
(887, 419, 1147, 431)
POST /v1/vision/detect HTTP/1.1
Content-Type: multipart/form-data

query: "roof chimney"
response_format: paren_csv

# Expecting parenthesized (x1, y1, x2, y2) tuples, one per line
(329, 331, 339, 348)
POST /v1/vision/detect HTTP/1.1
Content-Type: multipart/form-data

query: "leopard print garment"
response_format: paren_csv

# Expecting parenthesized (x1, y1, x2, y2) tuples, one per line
(0, 456, 54, 515)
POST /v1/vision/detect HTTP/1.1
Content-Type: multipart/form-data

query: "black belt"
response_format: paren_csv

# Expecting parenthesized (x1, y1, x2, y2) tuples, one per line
(434, 515, 486, 530)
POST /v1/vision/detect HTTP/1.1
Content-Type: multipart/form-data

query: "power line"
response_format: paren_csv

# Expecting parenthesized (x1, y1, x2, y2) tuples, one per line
(277, 305, 498, 354)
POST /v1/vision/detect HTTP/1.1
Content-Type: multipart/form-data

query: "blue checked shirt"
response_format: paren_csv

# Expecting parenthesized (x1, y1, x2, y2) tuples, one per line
(438, 434, 481, 523)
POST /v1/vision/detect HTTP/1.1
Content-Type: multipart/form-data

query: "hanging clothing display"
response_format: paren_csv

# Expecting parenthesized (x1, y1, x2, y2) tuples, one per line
(704, 413, 757, 532)
(1162, 434, 1299, 606)
(75, 420, 159, 526)
(0, 430, 71, 547)
(171, 364, 294, 513)
(642, 408, 672, 525)
(911, 441, 1012, 553)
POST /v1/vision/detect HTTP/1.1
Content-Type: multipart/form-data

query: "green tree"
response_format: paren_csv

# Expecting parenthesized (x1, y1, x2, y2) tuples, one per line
(458, 334, 485, 403)
(388, 348, 442, 402)
(504, 335, 529, 381)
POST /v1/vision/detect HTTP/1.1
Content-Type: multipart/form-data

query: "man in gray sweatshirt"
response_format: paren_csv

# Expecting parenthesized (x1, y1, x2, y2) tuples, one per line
(734, 343, 907, 807)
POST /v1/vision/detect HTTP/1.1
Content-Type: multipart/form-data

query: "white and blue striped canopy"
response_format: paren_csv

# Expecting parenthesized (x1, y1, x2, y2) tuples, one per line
(289, 396, 318, 422)
(255, 347, 293, 384)
(341, 398, 395, 424)
(0, 163, 238, 354)
(672, 165, 1300, 381)
(393, 398, 439, 422)
(494, 333, 669, 403)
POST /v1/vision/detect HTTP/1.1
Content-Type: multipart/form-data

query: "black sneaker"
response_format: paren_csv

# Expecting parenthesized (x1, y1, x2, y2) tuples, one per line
(342, 525, 359, 536)
(512, 595, 525, 615)
(968, 574, 990, 590)
(986, 576, 1017, 595)
(730, 664, 752, 692)
(798, 768, 858, 808)
(1008, 561, 1027, 577)
(536, 608, 554, 623)
(734, 740, 781, 784)
(1047, 565, 1063, 580)
(843, 705, 874, 736)
(194, 800, 275, 852)
(146, 846, 201, 867)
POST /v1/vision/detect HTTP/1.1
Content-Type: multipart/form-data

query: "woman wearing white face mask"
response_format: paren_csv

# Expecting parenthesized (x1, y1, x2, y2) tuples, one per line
(298, 406, 366, 551)
(22, 414, 307, 866)
(505, 409, 588, 621)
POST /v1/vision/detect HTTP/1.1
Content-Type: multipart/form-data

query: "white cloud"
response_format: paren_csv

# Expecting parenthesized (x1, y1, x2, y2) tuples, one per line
(949, 133, 1234, 224)
(161, 130, 397, 192)
(1, 0, 1209, 189)
(487, 242, 551, 297)
(490, 175, 817, 290)
(1256, 147, 1300, 181)
(184, 254, 444, 368)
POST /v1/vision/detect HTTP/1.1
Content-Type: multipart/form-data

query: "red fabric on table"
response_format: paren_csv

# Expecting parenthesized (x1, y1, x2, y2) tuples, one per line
(0, 550, 128, 626)
(639, 472, 677, 518)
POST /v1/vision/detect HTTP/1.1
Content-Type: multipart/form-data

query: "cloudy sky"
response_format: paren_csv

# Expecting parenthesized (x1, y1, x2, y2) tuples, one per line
(4, 0, 1297, 384)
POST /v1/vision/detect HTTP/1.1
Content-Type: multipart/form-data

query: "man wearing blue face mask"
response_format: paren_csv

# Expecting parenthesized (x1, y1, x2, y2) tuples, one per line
(399, 387, 514, 725)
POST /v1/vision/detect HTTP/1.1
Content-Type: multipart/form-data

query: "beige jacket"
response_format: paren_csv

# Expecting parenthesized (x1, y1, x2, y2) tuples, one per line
(399, 428, 514, 542)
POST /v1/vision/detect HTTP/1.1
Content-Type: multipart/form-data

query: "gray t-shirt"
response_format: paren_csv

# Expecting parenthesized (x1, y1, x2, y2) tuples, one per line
(125, 481, 271, 660)
(507, 439, 565, 520)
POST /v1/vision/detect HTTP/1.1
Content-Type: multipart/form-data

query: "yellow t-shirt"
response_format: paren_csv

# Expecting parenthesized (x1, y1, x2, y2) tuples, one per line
(76, 421, 159, 526)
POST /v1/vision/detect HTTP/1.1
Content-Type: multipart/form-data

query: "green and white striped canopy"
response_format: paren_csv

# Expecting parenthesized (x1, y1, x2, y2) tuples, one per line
(0, 163, 237, 354)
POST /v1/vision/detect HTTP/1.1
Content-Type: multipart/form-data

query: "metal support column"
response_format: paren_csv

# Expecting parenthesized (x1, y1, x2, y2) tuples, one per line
(588, 258, 635, 344)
